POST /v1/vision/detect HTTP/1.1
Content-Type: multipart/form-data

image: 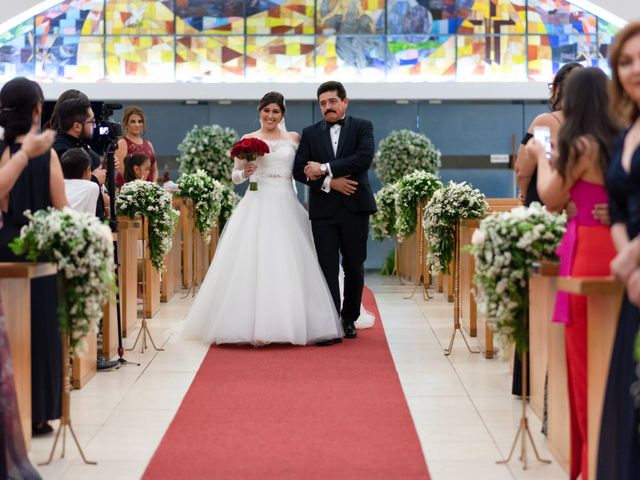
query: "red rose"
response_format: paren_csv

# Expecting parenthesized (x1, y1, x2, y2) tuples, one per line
(230, 138, 270, 161)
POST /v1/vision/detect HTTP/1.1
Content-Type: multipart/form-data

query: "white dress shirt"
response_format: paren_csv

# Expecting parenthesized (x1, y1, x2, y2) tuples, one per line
(321, 122, 341, 193)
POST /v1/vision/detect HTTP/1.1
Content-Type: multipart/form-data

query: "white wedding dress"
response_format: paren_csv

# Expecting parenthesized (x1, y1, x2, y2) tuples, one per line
(181, 138, 345, 345)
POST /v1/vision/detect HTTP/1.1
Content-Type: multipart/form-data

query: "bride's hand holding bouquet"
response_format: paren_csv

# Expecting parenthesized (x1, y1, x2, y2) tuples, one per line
(230, 138, 270, 191)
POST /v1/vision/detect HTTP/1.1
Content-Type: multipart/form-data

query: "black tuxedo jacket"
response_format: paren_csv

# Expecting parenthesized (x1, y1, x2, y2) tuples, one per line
(293, 116, 377, 220)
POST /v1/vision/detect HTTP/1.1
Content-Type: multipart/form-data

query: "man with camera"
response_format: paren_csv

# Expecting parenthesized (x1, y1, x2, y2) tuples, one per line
(52, 95, 110, 220)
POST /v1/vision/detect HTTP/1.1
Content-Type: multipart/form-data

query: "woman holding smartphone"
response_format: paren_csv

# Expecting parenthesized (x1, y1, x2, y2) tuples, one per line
(527, 67, 619, 480)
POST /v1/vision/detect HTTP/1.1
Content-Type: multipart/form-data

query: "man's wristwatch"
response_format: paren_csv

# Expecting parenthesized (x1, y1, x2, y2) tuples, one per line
(320, 163, 328, 175)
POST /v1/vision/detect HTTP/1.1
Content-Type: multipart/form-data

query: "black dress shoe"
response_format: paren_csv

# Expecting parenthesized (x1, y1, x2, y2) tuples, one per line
(32, 422, 53, 436)
(343, 321, 357, 339)
(316, 338, 343, 346)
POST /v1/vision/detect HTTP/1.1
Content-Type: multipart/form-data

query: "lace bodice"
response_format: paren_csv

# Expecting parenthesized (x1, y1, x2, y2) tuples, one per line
(231, 138, 298, 189)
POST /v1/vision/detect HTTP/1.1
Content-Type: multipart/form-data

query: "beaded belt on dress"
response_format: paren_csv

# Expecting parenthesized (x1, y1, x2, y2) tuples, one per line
(260, 173, 292, 179)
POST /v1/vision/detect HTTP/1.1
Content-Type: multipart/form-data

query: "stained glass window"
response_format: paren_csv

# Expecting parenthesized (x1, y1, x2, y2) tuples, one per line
(246, 0, 315, 35)
(106, 0, 175, 35)
(316, 35, 386, 81)
(36, 35, 104, 81)
(176, 35, 244, 81)
(175, 0, 243, 35)
(0, 21, 35, 78)
(457, 35, 527, 81)
(387, 35, 455, 81)
(0, 0, 624, 83)
(245, 36, 315, 81)
(105, 36, 174, 81)
(527, 0, 597, 35)
(527, 34, 597, 80)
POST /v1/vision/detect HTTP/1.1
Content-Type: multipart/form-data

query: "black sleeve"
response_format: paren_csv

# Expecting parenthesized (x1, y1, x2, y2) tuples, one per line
(293, 128, 324, 191)
(521, 132, 533, 145)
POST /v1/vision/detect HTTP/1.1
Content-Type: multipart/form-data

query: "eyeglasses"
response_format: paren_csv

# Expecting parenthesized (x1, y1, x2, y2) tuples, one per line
(81, 119, 96, 125)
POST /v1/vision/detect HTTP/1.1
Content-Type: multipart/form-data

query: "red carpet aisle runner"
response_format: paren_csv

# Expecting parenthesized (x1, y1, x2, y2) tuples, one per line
(143, 287, 430, 479)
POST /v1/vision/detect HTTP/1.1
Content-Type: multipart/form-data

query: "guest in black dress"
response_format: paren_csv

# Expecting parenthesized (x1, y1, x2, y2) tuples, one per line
(0, 77, 68, 435)
(0, 127, 54, 479)
(599, 22, 640, 480)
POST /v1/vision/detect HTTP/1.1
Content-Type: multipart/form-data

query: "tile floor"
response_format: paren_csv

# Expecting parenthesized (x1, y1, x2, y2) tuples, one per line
(30, 275, 568, 480)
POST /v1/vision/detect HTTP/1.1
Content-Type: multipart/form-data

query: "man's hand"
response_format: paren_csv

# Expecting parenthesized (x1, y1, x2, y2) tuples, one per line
(611, 236, 640, 283)
(330, 176, 358, 196)
(102, 191, 111, 209)
(304, 161, 323, 180)
(592, 203, 610, 226)
(20, 126, 55, 159)
(566, 201, 577, 219)
(627, 268, 640, 307)
(93, 167, 107, 185)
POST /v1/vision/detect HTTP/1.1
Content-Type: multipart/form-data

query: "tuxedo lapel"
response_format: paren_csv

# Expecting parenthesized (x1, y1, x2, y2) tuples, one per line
(336, 116, 350, 159)
(320, 123, 335, 160)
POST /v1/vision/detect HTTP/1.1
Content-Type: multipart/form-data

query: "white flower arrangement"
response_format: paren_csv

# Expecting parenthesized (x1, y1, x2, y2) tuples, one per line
(217, 181, 240, 229)
(394, 170, 443, 240)
(176, 170, 223, 244)
(371, 182, 399, 241)
(9, 208, 116, 354)
(116, 180, 179, 272)
(177, 124, 238, 184)
(471, 203, 566, 352)
(374, 129, 441, 184)
(423, 181, 489, 274)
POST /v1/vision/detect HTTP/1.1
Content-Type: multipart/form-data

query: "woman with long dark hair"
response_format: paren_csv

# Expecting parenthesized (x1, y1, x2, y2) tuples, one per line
(598, 21, 640, 480)
(0, 77, 68, 436)
(527, 67, 619, 480)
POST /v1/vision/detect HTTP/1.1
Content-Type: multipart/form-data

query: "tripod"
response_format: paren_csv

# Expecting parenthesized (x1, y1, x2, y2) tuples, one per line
(104, 140, 139, 367)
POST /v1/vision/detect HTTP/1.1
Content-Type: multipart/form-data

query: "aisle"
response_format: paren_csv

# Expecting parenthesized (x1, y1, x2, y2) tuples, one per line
(143, 287, 429, 479)
(30, 275, 567, 480)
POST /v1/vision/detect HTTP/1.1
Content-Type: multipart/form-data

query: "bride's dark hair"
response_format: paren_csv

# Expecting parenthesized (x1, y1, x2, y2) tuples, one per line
(258, 91, 286, 116)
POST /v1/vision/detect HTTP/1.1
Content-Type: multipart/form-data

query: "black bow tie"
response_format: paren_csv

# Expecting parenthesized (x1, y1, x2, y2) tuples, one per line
(325, 118, 345, 128)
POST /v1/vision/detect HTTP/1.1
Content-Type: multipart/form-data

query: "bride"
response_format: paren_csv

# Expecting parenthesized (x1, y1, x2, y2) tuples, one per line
(181, 91, 346, 346)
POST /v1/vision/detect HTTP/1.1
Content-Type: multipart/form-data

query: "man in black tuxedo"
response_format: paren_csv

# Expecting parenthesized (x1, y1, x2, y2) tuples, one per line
(293, 81, 376, 340)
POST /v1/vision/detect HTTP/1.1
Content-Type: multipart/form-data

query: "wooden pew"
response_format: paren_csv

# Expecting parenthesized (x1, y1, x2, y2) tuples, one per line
(137, 218, 160, 319)
(117, 217, 141, 337)
(443, 259, 454, 303)
(0, 262, 57, 450)
(72, 330, 96, 389)
(180, 200, 194, 289)
(556, 277, 624, 480)
(397, 200, 430, 288)
(529, 261, 570, 472)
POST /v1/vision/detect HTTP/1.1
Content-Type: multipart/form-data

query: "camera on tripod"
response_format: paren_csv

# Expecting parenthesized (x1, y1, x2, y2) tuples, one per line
(94, 102, 123, 147)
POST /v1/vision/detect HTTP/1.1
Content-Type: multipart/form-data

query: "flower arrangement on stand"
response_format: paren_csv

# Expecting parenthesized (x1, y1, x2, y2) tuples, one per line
(371, 182, 399, 241)
(176, 170, 223, 244)
(177, 124, 238, 183)
(116, 180, 179, 272)
(394, 170, 442, 240)
(471, 203, 566, 352)
(10, 208, 115, 354)
(374, 129, 441, 184)
(423, 181, 489, 274)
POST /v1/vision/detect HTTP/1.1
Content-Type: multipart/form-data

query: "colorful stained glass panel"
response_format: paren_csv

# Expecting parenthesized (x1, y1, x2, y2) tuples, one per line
(527, 34, 597, 80)
(316, 35, 385, 81)
(245, 35, 314, 81)
(457, 35, 526, 81)
(246, 0, 314, 34)
(317, 0, 385, 35)
(36, 35, 103, 81)
(0, 21, 35, 79)
(458, 0, 526, 35)
(597, 19, 619, 74)
(35, 0, 104, 37)
(106, 36, 174, 81)
(527, 0, 596, 35)
(387, 35, 455, 81)
(176, 35, 244, 82)
(175, 0, 243, 35)
(106, 0, 175, 34)
(387, 0, 465, 35)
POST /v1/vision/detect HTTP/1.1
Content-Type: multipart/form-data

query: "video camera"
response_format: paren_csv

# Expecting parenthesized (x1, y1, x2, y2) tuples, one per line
(94, 102, 123, 146)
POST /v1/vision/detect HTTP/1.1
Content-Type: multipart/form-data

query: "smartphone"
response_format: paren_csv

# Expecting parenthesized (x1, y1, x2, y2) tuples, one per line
(533, 126, 552, 160)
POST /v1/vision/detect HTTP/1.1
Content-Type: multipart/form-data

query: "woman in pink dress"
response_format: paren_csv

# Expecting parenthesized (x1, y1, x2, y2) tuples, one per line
(114, 106, 158, 187)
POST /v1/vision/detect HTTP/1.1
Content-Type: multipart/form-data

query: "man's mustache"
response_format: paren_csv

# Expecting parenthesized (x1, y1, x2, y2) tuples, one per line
(324, 110, 336, 115)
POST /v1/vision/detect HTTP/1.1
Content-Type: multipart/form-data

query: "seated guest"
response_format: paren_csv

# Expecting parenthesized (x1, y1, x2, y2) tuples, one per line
(123, 153, 151, 184)
(60, 148, 100, 215)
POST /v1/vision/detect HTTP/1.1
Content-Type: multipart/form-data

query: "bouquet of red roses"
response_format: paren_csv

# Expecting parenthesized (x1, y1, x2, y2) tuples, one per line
(230, 138, 270, 191)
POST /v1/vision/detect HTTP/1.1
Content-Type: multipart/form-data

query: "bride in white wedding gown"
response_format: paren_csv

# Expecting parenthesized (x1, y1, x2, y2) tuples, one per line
(181, 92, 350, 346)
